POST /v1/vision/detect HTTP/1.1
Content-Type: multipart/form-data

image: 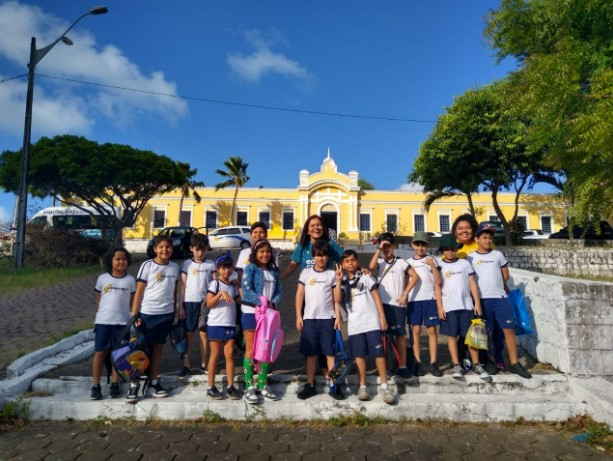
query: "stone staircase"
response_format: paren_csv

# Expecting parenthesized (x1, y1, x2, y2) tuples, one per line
(27, 371, 587, 422)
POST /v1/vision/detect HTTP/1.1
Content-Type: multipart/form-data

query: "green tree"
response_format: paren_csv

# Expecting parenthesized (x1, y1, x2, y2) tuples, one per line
(176, 170, 204, 226)
(358, 178, 375, 191)
(410, 82, 555, 245)
(0, 135, 200, 245)
(214, 156, 250, 225)
(485, 0, 613, 226)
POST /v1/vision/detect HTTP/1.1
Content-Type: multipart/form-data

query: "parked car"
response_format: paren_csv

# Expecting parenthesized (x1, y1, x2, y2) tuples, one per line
(426, 231, 442, 238)
(146, 226, 200, 259)
(478, 221, 505, 234)
(522, 229, 549, 240)
(207, 226, 253, 249)
(548, 221, 613, 240)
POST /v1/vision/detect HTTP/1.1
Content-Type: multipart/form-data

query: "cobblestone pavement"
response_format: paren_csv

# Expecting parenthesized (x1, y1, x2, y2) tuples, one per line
(0, 420, 610, 460)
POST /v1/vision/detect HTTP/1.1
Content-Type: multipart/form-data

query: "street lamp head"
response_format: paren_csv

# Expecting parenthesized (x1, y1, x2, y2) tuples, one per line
(89, 6, 108, 15)
(61, 36, 73, 46)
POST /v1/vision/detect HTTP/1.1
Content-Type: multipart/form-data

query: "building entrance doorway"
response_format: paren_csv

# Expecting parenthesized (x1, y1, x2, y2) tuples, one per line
(321, 211, 338, 239)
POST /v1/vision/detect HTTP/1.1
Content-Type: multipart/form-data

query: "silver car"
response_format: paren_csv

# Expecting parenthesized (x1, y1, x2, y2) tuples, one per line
(207, 226, 253, 249)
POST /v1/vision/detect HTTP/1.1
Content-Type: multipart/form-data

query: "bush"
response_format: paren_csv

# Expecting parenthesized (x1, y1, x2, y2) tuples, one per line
(25, 225, 110, 267)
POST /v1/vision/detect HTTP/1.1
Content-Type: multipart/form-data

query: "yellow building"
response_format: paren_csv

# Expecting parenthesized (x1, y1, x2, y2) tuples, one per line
(124, 152, 567, 249)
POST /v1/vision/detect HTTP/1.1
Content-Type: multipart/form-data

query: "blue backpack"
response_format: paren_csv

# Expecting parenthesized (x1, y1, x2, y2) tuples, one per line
(111, 317, 151, 382)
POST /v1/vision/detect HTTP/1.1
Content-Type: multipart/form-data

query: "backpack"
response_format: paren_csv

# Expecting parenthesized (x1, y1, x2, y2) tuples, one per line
(111, 316, 151, 383)
(328, 329, 353, 392)
(252, 295, 284, 371)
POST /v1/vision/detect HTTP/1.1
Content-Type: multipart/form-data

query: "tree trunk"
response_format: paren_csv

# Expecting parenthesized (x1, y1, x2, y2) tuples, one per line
(230, 184, 239, 226)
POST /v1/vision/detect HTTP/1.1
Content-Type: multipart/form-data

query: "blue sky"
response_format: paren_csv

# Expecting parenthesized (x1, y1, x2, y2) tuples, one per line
(0, 0, 517, 224)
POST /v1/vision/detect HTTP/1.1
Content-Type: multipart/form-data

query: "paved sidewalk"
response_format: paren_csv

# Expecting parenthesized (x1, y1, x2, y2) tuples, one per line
(1, 420, 610, 460)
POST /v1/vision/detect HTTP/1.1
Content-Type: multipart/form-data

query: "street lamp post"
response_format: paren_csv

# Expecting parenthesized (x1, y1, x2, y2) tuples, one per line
(13, 6, 108, 269)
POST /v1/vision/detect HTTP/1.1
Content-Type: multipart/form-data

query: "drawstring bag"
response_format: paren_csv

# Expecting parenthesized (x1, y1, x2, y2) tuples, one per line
(382, 331, 402, 373)
(508, 289, 534, 336)
(464, 318, 489, 350)
(328, 329, 353, 392)
(169, 321, 188, 359)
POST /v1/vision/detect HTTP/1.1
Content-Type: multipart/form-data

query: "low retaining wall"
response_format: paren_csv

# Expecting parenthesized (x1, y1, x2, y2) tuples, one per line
(509, 268, 613, 377)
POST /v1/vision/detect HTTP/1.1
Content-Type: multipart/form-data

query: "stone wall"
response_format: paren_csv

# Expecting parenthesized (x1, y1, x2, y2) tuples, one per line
(509, 268, 613, 377)
(501, 243, 613, 278)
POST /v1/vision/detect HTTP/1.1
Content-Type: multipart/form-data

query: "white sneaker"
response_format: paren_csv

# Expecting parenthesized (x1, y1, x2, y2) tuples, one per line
(382, 386, 395, 405)
(451, 363, 464, 379)
(473, 363, 492, 382)
(244, 386, 259, 404)
(357, 385, 369, 401)
(260, 386, 277, 400)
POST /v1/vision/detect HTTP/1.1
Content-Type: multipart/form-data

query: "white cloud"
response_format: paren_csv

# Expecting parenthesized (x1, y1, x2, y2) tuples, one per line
(0, 205, 10, 224)
(228, 29, 314, 86)
(397, 182, 424, 192)
(0, 1, 188, 138)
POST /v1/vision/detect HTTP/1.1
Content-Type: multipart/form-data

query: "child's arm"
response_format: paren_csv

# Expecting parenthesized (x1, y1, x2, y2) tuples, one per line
(95, 292, 101, 310)
(280, 260, 298, 280)
(371, 289, 388, 331)
(399, 267, 420, 305)
(333, 264, 343, 305)
(178, 272, 187, 319)
(131, 281, 146, 318)
(427, 256, 442, 286)
(502, 265, 510, 293)
(333, 291, 342, 331)
(206, 285, 234, 308)
(240, 265, 263, 306)
(295, 283, 305, 332)
(468, 274, 482, 316)
(368, 249, 381, 271)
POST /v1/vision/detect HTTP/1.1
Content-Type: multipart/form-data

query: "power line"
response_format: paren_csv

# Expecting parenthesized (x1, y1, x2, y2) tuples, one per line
(0, 74, 27, 84)
(30, 73, 436, 124)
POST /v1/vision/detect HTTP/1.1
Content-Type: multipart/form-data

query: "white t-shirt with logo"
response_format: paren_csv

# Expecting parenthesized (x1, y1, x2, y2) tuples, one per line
(207, 279, 238, 327)
(136, 259, 179, 315)
(341, 274, 381, 336)
(438, 259, 475, 313)
(467, 249, 508, 299)
(298, 267, 337, 319)
(181, 259, 216, 302)
(94, 273, 136, 325)
(375, 257, 411, 306)
(407, 256, 438, 302)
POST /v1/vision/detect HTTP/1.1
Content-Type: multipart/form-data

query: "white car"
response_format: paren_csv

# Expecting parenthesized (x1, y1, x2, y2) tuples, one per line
(207, 226, 253, 249)
(523, 229, 549, 239)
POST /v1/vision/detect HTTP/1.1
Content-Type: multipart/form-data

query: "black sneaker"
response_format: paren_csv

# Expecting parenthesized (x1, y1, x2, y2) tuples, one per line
(397, 367, 414, 381)
(126, 383, 140, 403)
(178, 366, 191, 378)
(207, 386, 223, 400)
(226, 385, 242, 400)
(508, 362, 532, 379)
(429, 362, 443, 377)
(485, 361, 498, 375)
(329, 385, 345, 400)
(150, 381, 168, 398)
(109, 383, 121, 398)
(90, 384, 102, 400)
(297, 383, 317, 400)
(412, 362, 422, 376)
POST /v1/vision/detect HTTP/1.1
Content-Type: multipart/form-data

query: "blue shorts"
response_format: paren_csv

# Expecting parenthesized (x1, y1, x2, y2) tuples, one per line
(300, 318, 336, 357)
(349, 330, 384, 359)
(481, 298, 515, 331)
(439, 310, 474, 337)
(94, 324, 125, 352)
(183, 302, 202, 332)
(408, 300, 440, 327)
(241, 312, 256, 331)
(383, 304, 407, 336)
(207, 326, 236, 342)
(140, 312, 174, 344)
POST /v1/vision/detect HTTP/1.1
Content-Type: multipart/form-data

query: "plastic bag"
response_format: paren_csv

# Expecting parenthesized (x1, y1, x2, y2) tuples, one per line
(508, 289, 534, 335)
(464, 318, 489, 350)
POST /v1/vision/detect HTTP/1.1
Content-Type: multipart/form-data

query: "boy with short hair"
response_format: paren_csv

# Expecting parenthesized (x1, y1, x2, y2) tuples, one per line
(295, 240, 342, 400)
(437, 234, 491, 382)
(368, 232, 419, 381)
(178, 233, 216, 376)
(335, 250, 395, 404)
(407, 231, 443, 377)
(467, 225, 531, 379)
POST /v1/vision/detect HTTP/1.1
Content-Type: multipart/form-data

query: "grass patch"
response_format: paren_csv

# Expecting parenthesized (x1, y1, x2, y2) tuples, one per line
(201, 410, 226, 424)
(0, 264, 100, 296)
(0, 398, 31, 431)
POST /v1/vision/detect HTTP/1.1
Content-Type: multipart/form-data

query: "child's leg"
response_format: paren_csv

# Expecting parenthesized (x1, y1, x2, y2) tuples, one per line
(224, 339, 236, 386)
(468, 346, 480, 364)
(199, 331, 208, 368)
(149, 342, 163, 381)
(325, 355, 335, 377)
(411, 325, 422, 363)
(305, 356, 318, 385)
(184, 331, 194, 368)
(92, 351, 106, 386)
(502, 328, 519, 364)
(397, 334, 408, 367)
(243, 329, 255, 388)
(375, 357, 388, 384)
(426, 326, 438, 364)
(354, 357, 367, 386)
(447, 336, 459, 364)
(208, 341, 222, 387)
(257, 362, 269, 389)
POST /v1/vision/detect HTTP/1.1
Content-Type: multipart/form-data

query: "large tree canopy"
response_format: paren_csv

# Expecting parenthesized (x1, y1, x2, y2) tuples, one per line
(485, 0, 613, 224)
(0, 134, 201, 244)
(410, 82, 554, 245)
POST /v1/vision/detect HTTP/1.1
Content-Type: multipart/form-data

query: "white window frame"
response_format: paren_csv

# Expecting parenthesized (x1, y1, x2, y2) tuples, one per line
(258, 208, 272, 229)
(385, 210, 399, 233)
(204, 210, 218, 230)
(359, 210, 372, 232)
(152, 207, 167, 229)
(179, 209, 192, 227)
(540, 214, 553, 234)
(236, 208, 249, 227)
(413, 211, 425, 233)
(437, 212, 451, 233)
(282, 208, 295, 231)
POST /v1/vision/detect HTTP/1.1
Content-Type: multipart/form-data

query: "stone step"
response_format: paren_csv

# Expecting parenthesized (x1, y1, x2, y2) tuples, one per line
(26, 374, 586, 423)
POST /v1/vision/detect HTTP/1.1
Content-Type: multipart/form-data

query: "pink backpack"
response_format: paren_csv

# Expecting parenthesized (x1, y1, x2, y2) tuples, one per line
(252, 295, 284, 371)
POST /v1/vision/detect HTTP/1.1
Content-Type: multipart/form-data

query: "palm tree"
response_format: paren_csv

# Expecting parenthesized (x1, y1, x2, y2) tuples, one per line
(214, 156, 250, 225)
(176, 163, 204, 225)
